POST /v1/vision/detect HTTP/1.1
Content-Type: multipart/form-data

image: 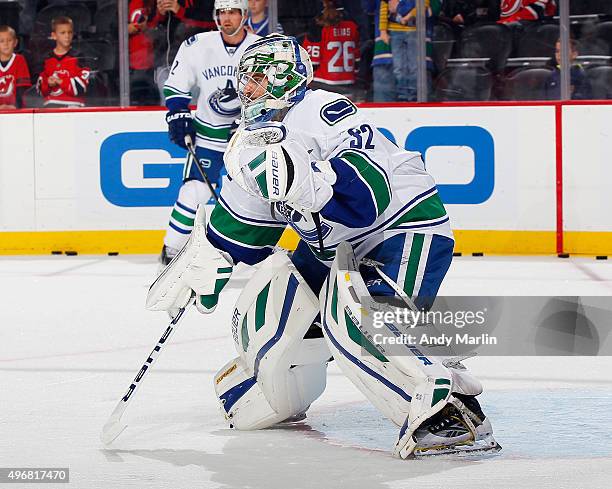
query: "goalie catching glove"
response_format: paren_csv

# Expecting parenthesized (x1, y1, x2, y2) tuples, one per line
(146, 205, 233, 315)
(225, 123, 336, 212)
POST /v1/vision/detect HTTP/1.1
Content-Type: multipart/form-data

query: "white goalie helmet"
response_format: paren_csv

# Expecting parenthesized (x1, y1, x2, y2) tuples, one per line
(214, 0, 248, 33)
(237, 34, 314, 125)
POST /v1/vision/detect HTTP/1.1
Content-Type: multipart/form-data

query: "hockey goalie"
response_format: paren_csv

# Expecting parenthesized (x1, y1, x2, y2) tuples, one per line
(146, 34, 501, 458)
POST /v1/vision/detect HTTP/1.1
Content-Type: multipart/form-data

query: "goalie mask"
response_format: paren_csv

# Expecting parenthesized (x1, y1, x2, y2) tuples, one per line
(237, 34, 314, 124)
(214, 0, 248, 36)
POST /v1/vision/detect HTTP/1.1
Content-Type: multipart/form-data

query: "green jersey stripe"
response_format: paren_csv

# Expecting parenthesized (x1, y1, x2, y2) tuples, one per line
(210, 203, 284, 248)
(403, 233, 425, 297)
(389, 193, 447, 228)
(339, 151, 392, 216)
(171, 209, 195, 227)
(193, 119, 231, 141)
(163, 87, 191, 98)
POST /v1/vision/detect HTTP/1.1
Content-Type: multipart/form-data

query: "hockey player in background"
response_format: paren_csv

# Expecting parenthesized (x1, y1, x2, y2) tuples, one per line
(160, 0, 259, 264)
(148, 34, 500, 458)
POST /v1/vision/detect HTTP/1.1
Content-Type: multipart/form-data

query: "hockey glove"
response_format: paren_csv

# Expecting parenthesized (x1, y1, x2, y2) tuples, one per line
(166, 109, 196, 149)
(226, 136, 336, 212)
(146, 205, 233, 315)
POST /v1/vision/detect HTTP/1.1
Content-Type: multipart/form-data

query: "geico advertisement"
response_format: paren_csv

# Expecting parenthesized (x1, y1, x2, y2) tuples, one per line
(32, 106, 556, 231)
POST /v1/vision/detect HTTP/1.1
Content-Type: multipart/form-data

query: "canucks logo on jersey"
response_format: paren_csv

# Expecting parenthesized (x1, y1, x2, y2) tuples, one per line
(273, 202, 333, 244)
(208, 79, 241, 117)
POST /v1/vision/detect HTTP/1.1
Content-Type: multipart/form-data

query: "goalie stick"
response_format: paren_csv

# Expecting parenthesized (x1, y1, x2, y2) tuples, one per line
(184, 135, 219, 203)
(100, 292, 195, 445)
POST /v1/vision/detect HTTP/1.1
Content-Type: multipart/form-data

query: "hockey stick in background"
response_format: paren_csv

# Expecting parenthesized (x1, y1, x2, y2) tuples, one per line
(100, 292, 195, 445)
(184, 135, 219, 203)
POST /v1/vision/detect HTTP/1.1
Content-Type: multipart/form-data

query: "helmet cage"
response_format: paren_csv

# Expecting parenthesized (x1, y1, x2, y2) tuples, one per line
(237, 36, 312, 124)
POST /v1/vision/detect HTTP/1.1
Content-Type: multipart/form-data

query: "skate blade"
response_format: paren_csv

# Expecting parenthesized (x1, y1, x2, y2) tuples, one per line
(414, 440, 502, 458)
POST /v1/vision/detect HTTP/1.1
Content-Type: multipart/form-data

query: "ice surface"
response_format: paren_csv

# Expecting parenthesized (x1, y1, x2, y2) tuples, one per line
(1, 255, 611, 488)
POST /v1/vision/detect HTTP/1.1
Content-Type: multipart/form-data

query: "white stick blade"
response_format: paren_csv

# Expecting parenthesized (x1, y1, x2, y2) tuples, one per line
(101, 420, 127, 445)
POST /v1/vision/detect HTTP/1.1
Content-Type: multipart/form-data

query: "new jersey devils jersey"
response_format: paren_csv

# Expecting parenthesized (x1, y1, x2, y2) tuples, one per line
(302, 20, 360, 85)
(500, 0, 557, 23)
(37, 50, 90, 106)
(0, 54, 31, 107)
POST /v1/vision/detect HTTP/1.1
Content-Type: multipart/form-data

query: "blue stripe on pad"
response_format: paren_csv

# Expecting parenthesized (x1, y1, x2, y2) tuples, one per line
(219, 376, 257, 413)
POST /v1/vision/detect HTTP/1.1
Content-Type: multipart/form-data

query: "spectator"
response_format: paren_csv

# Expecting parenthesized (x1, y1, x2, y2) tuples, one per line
(439, 0, 500, 28)
(372, 0, 395, 101)
(302, 0, 359, 98)
(499, 0, 557, 24)
(378, 0, 431, 102)
(156, 0, 216, 32)
(36, 17, 91, 108)
(0, 25, 31, 110)
(545, 39, 592, 100)
(129, 0, 163, 104)
(246, 0, 283, 36)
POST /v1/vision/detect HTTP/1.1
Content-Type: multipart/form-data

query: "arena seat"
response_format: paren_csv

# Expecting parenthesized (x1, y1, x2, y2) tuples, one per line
(515, 22, 559, 58)
(434, 65, 493, 101)
(432, 21, 456, 74)
(458, 23, 512, 72)
(35, 4, 92, 36)
(585, 65, 612, 98)
(502, 67, 554, 100)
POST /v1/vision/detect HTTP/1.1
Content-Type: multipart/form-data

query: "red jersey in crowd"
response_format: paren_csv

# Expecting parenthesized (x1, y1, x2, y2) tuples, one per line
(37, 50, 90, 106)
(129, 0, 161, 70)
(0, 53, 31, 107)
(500, 0, 557, 23)
(303, 20, 360, 85)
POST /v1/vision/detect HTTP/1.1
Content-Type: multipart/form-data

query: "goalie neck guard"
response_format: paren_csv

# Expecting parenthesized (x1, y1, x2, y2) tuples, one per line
(237, 34, 314, 125)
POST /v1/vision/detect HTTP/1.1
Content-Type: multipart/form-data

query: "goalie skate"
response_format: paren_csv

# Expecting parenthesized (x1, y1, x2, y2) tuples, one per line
(397, 395, 501, 458)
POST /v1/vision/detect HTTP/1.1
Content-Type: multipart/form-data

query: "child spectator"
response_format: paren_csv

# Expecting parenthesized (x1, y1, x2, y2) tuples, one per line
(0, 25, 31, 110)
(36, 17, 91, 108)
(378, 0, 432, 101)
(246, 0, 283, 36)
(302, 0, 359, 97)
(545, 39, 592, 100)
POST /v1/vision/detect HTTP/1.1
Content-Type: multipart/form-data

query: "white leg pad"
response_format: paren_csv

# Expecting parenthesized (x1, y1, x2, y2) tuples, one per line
(214, 252, 330, 430)
(321, 243, 483, 439)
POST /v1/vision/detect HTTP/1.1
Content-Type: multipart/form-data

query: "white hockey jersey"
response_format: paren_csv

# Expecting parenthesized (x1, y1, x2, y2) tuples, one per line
(207, 89, 453, 265)
(163, 31, 260, 152)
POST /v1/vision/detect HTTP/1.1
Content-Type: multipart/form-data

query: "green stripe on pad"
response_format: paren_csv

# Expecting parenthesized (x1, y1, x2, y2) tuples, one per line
(344, 311, 388, 362)
(248, 152, 266, 171)
(241, 315, 249, 352)
(331, 278, 339, 323)
(431, 387, 450, 407)
(255, 282, 270, 331)
(255, 171, 269, 199)
(340, 151, 391, 216)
